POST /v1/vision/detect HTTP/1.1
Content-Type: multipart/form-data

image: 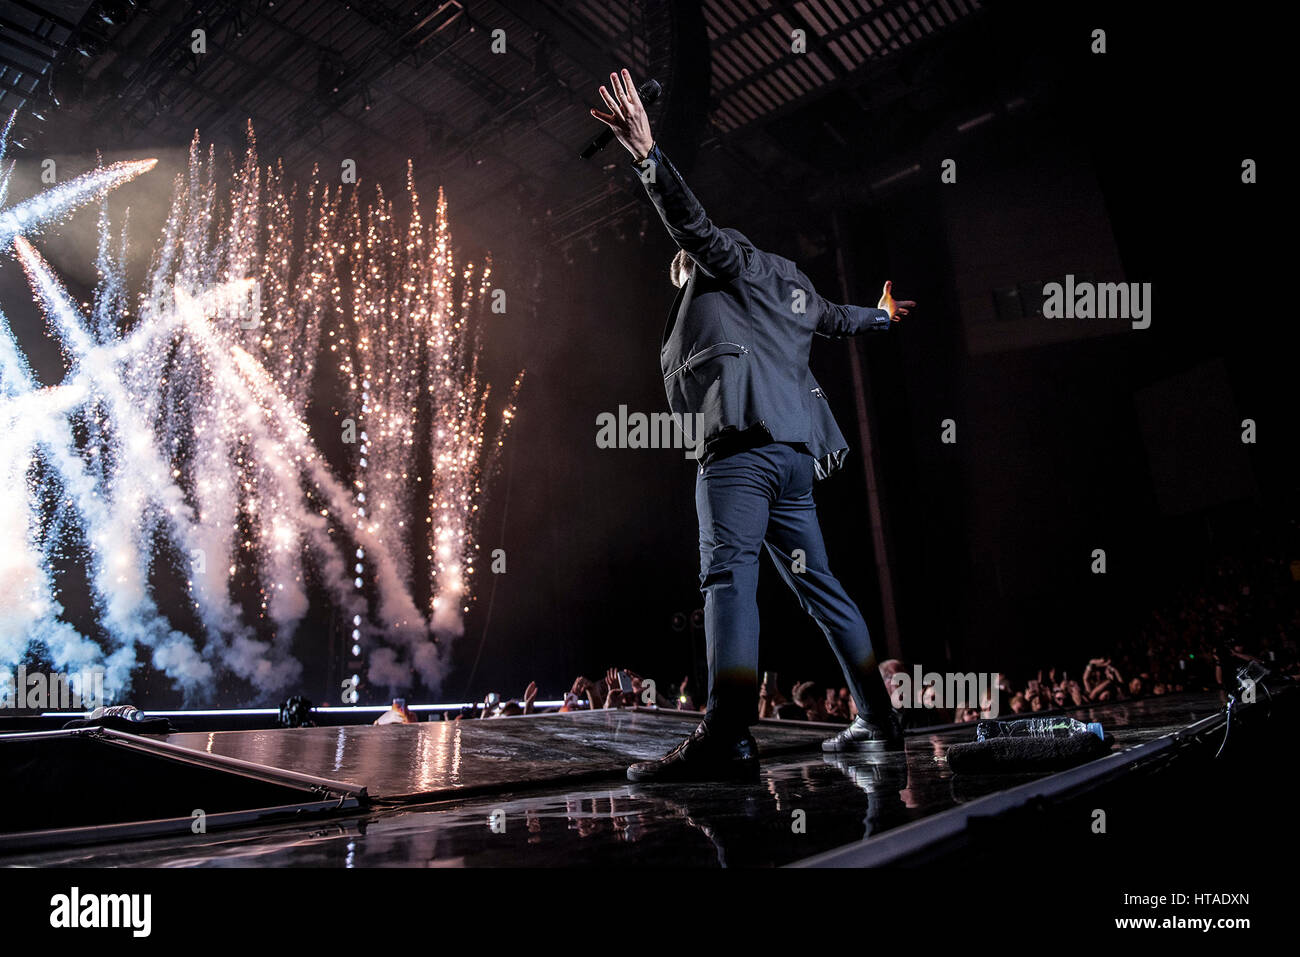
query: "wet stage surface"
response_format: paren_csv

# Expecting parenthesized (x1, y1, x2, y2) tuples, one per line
(158, 709, 836, 800)
(6, 693, 1224, 867)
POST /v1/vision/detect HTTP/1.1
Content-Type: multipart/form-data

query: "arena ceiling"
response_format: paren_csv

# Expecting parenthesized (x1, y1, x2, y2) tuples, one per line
(2, 0, 988, 256)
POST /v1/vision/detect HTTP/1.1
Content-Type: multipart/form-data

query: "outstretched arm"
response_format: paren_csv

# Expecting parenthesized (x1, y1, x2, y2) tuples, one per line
(590, 68, 749, 281)
(814, 281, 915, 337)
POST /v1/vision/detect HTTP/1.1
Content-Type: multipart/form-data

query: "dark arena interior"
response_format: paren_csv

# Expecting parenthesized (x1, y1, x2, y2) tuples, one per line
(0, 0, 1291, 938)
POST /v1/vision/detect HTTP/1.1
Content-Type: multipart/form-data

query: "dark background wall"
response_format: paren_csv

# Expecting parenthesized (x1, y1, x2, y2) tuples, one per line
(447, 0, 1291, 704)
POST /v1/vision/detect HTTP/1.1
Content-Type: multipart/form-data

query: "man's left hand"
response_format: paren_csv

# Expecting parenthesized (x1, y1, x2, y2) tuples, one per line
(878, 280, 916, 321)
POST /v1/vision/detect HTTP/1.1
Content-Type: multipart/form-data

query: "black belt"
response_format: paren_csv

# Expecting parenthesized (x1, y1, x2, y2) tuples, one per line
(702, 425, 807, 465)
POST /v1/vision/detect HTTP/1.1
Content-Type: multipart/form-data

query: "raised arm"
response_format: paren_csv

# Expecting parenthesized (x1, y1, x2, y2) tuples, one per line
(592, 69, 917, 316)
(590, 68, 749, 281)
(633, 144, 750, 281)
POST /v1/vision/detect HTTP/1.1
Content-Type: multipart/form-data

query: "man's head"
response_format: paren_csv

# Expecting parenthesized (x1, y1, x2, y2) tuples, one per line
(669, 229, 751, 287)
(670, 248, 693, 288)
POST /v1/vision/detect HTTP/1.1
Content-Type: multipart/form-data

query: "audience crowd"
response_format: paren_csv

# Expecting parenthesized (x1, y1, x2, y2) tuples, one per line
(428, 545, 1298, 727)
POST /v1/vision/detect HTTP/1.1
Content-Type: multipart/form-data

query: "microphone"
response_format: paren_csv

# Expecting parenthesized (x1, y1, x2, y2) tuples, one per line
(580, 78, 661, 159)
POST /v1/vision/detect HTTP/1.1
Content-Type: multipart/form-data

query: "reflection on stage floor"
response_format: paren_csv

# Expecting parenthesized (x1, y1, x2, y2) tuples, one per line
(4, 692, 1226, 867)
(159, 708, 837, 800)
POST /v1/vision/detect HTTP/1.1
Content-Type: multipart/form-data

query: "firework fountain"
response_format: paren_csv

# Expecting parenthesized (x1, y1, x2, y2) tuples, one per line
(0, 120, 522, 704)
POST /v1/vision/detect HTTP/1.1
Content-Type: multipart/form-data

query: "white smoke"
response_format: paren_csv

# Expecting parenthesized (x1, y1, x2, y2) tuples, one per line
(0, 124, 521, 704)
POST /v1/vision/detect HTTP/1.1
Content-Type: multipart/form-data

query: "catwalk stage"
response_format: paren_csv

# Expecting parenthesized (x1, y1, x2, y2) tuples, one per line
(5, 687, 1289, 868)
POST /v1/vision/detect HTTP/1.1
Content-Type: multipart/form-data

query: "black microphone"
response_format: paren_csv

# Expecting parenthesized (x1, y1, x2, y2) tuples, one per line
(580, 78, 661, 159)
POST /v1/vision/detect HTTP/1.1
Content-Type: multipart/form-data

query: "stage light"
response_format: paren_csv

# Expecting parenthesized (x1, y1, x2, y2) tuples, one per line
(96, 0, 135, 27)
(75, 35, 104, 58)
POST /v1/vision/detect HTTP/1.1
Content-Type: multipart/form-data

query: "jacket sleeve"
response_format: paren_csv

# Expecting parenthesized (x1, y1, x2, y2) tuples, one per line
(632, 143, 751, 281)
(814, 294, 893, 338)
(787, 262, 892, 337)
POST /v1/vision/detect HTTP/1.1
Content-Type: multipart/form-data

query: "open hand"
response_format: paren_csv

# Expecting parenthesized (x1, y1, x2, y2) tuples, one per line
(878, 281, 915, 321)
(590, 68, 655, 161)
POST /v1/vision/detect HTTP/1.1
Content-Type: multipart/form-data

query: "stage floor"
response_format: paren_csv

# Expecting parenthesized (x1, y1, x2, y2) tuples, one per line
(158, 708, 837, 801)
(3, 693, 1226, 867)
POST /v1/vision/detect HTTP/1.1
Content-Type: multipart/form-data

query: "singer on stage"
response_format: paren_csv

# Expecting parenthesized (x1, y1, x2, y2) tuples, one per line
(590, 70, 916, 783)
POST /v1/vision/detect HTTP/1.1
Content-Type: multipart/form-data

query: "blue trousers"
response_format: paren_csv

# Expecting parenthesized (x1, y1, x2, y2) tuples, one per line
(695, 441, 892, 730)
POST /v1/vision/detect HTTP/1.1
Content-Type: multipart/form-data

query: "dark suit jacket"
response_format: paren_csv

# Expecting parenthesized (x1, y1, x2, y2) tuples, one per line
(633, 143, 892, 480)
